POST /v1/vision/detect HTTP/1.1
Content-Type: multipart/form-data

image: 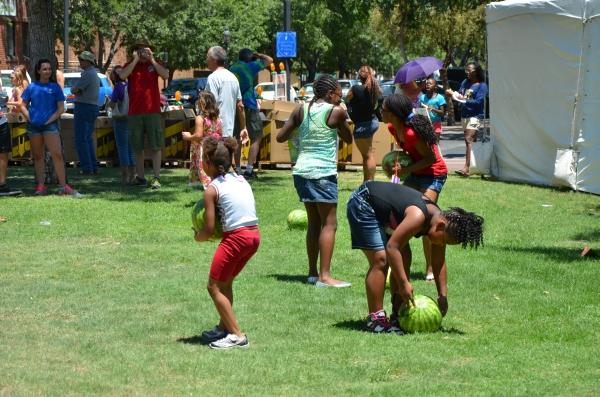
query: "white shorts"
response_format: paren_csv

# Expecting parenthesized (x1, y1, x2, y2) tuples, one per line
(462, 117, 481, 131)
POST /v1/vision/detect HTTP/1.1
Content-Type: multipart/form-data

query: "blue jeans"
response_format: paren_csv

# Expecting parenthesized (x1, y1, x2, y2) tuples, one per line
(112, 118, 135, 167)
(74, 102, 99, 173)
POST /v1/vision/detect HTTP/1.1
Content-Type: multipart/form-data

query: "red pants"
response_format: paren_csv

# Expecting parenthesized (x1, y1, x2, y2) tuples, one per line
(209, 226, 260, 282)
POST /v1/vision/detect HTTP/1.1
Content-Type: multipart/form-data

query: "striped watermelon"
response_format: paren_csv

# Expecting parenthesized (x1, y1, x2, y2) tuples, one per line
(398, 294, 442, 333)
(191, 198, 222, 238)
(381, 150, 413, 180)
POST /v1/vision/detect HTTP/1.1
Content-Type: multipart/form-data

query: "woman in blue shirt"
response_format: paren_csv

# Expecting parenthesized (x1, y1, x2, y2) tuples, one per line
(446, 62, 488, 177)
(21, 59, 79, 196)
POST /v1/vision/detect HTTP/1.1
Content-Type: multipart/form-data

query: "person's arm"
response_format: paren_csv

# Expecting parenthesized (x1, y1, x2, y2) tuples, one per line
(194, 186, 219, 241)
(118, 51, 140, 80)
(328, 105, 353, 144)
(45, 101, 65, 125)
(386, 207, 425, 305)
(256, 52, 273, 67)
(20, 99, 30, 121)
(276, 105, 303, 142)
(182, 115, 205, 142)
(150, 57, 169, 80)
(430, 243, 448, 316)
(236, 100, 249, 144)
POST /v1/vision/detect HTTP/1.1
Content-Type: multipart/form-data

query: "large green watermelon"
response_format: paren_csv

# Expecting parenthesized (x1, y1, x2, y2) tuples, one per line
(191, 198, 223, 238)
(398, 294, 442, 333)
(287, 209, 308, 230)
(381, 150, 413, 179)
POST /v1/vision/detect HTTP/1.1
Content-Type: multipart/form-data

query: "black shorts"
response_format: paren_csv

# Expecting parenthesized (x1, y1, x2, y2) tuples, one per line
(0, 122, 10, 154)
(234, 108, 264, 142)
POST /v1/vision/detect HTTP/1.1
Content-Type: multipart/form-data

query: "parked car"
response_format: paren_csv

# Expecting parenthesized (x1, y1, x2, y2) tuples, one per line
(338, 79, 360, 98)
(63, 71, 113, 112)
(255, 82, 297, 101)
(162, 77, 207, 109)
(0, 70, 13, 98)
(299, 83, 314, 102)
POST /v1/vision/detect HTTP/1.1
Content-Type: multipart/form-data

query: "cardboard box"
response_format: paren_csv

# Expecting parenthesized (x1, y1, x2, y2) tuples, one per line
(349, 122, 394, 165)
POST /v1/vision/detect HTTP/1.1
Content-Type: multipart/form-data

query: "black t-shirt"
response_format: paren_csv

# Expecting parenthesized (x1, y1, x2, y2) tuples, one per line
(348, 85, 376, 123)
(365, 181, 434, 235)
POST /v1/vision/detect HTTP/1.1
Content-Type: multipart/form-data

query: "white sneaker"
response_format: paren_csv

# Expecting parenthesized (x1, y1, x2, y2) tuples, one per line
(209, 333, 249, 350)
(315, 280, 352, 288)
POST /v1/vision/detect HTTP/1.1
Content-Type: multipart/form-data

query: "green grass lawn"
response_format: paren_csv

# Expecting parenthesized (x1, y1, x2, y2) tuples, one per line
(1, 166, 599, 396)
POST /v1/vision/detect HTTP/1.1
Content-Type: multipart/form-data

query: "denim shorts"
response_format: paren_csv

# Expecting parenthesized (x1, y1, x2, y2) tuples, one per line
(404, 174, 447, 193)
(353, 117, 379, 139)
(27, 121, 60, 137)
(347, 184, 386, 251)
(293, 174, 338, 203)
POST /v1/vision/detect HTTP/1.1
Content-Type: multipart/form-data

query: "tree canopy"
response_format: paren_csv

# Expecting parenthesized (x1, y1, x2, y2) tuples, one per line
(50, 0, 491, 80)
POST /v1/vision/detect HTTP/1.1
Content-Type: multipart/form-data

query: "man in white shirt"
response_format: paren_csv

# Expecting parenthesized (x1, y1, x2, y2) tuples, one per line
(205, 46, 247, 141)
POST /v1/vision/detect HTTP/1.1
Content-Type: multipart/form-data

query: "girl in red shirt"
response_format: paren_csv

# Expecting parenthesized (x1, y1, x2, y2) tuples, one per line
(382, 94, 448, 282)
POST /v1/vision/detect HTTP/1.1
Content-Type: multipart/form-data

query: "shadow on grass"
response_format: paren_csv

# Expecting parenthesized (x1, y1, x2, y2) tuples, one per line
(333, 320, 465, 335)
(176, 334, 210, 345)
(571, 229, 600, 241)
(439, 327, 466, 335)
(332, 319, 368, 332)
(498, 245, 598, 261)
(268, 274, 308, 284)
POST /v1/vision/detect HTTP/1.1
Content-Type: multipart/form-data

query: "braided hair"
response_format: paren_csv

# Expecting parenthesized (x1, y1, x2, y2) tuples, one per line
(307, 75, 340, 123)
(442, 207, 484, 249)
(358, 65, 381, 107)
(202, 136, 238, 176)
(383, 94, 437, 145)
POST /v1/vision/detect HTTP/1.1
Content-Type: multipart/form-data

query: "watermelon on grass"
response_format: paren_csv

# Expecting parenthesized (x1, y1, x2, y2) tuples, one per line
(287, 209, 308, 230)
(398, 294, 442, 333)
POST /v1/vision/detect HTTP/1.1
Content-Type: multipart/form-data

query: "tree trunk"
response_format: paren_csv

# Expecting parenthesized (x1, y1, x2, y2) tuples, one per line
(305, 57, 318, 83)
(27, 0, 56, 77)
(102, 30, 122, 73)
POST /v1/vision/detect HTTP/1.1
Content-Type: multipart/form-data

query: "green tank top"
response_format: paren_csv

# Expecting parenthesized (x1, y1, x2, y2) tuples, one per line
(292, 102, 338, 179)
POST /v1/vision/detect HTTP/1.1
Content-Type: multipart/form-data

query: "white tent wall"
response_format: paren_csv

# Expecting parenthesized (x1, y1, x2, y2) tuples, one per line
(486, 0, 600, 194)
(576, 12, 600, 193)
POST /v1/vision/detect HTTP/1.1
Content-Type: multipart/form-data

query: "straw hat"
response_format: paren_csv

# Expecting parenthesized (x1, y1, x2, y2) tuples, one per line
(78, 50, 96, 64)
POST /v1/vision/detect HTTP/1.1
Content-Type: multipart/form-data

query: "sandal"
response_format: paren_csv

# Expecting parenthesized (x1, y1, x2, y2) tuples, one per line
(455, 170, 470, 177)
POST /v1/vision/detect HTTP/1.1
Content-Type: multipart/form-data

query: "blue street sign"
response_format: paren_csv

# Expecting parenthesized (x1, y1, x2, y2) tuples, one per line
(276, 31, 297, 58)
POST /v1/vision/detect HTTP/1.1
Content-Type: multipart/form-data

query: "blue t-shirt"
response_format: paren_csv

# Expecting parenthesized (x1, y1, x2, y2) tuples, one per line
(21, 82, 65, 126)
(458, 80, 487, 118)
(418, 92, 446, 123)
(229, 60, 266, 110)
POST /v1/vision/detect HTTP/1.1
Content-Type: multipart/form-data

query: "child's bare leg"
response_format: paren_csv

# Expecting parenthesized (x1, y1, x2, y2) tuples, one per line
(304, 202, 320, 278)
(391, 245, 412, 320)
(363, 249, 387, 313)
(207, 278, 242, 337)
(316, 202, 347, 285)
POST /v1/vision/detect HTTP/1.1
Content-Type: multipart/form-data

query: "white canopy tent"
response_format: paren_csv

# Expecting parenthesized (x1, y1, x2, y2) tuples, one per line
(486, 0, 600, 194)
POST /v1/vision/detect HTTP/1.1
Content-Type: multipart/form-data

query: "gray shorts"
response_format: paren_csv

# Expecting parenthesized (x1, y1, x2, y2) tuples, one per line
(234, 108, 264, 142)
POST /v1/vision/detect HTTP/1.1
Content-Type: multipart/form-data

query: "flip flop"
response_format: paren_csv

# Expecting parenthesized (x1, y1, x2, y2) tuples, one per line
(455, 170, 470, 177)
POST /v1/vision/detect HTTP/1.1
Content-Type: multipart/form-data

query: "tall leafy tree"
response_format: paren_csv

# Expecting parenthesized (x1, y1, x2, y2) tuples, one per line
(27, 0, 56, 76)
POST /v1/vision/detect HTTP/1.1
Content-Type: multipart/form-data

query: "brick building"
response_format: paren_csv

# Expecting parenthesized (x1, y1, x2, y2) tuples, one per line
(0, 0, 29, 70)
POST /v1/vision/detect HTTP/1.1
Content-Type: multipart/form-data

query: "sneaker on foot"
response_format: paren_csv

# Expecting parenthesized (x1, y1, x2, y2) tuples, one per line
(201, 325, 228, 342)
(425, 273, 434, 282)
(0, 184, 22, 197)
(307, 276, 319, 285)
(366, 312, 401, 334)
(58, 184, 84, 198)
(150, 178, 161, 189)
(243, 171, 258, 181)
(209, 333, 249, 350)
(34, 184, 48, 196)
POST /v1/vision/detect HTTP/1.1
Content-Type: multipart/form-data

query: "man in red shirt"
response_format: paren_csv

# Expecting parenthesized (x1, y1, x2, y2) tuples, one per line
(118, 41, 169, 189)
